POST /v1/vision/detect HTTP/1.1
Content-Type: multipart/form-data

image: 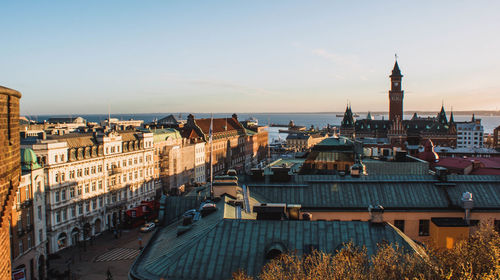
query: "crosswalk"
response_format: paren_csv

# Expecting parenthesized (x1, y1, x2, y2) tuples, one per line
(94, 248, 140, 262)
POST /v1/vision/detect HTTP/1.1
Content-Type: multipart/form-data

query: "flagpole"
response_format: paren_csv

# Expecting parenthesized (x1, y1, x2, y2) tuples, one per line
(210, 114, 214, 199)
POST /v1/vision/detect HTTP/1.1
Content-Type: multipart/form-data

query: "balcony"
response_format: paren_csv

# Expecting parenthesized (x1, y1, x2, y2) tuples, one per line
(109, 166, 122, 176)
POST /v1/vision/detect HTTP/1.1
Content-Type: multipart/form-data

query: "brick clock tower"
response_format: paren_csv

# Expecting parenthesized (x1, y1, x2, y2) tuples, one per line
(389, 60, 404, 122)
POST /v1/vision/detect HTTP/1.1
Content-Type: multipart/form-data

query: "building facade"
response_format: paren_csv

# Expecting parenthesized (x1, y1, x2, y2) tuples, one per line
(456, 117, 484, 148)
(340, 60, 457, 149)
(11, 148, 47, 280)
(0, 86, 21, 279)
(22, 130, 156, 253)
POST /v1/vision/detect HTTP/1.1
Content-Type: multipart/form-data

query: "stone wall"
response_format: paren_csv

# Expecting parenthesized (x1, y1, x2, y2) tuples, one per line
(0, 86, 21, 279)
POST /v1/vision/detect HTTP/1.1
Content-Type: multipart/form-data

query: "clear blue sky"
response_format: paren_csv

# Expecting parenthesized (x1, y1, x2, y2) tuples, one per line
(2, 1, 500, 115)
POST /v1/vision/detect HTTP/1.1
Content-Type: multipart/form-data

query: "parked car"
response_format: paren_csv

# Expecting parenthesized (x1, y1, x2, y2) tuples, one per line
(182, 209, 197, 218)
(140, 222, 156, 233)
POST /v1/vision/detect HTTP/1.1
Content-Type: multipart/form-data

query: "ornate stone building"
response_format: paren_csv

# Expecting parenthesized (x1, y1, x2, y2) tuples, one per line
(340, 61, 457, 149)
(22, 130, 156, 253)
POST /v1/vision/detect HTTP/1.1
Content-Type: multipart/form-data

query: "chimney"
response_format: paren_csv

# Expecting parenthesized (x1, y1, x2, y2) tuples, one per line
(187, 114, 195, 122)
(461, 192, 474, 224)
(301, 212, 312, 221)
(435, 166, 448, 182)
(368, 205, 384, 224)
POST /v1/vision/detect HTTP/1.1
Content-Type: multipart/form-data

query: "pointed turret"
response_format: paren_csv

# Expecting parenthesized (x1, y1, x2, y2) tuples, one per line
(341, 104, 354, 128)
(366, 111, 373, 120)
(437, 105, 448, 125)
(411, 112, 418, 120)
(390, 61, 402, 77)
(449, 110, 455, 124)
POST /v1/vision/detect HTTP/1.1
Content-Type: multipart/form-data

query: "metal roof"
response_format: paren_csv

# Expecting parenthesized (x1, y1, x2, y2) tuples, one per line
(131, 200, 422, 280)
(247, 174, 500, 210)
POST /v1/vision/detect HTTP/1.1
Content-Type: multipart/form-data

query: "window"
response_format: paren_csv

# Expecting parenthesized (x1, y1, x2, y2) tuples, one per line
(98, 180, 103, 190)
(62, 209, 67, 221)
(84, 167, 89, 176)
(19, 241, 23, 255)
(39, 229, 43, 243)
(123, 160, 127, 167)
(61, 189, 66, 200)
(38, 206, 42, 220)
(85, 202, 90, 213)
(26, 212, 31, 226)
(91, 166, 96, 174)
(92, 199, 97, 210)
(495, 220, 500, 233)
(92, 182, 96, 192)
(77, 169, 82, 177)
(394, 220, 405, 232)
(78, 204, 83, 215)
(419, 220, 430, 236)
(77, 185, 82, 195)
(55, 191, 60, 203)
(123, 174, 127, 182)
(70, 187, 75, 198)
(56, 211, 61, 223)
(71, 207, 76, 217)
(17, 214, 22, 231)
(69, 170, 75, 179)
(98, 165, 103, 172)
(25, 185, 30, 200)
(99, 197, 103, 207)
(85, 184, 89, 193)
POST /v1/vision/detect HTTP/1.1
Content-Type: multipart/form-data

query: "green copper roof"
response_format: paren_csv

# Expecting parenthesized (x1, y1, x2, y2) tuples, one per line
(247, 174, 500, 210)
(144, 128, 182, 143)
(130, 199, 422, 280)
(21, 148, 42, 172)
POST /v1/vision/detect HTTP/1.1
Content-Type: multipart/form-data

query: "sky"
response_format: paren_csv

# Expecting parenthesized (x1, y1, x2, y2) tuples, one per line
(1, 1, 500, 115)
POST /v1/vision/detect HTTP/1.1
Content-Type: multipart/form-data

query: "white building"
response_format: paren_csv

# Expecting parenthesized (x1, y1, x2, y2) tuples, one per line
(22, 130, 155, 253)
(456, 116, 484, 148)
(194, 142, 205, 183)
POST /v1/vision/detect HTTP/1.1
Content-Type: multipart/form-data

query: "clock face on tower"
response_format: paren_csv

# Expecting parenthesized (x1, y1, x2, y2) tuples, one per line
(393, 81, 399, 87)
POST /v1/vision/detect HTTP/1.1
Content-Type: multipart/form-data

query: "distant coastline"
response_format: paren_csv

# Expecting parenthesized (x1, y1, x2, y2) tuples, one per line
(22, 110, 500, 117)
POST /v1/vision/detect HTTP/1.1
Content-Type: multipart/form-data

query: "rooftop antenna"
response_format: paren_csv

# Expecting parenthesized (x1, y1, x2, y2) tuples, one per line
(209, 114, 214, 199)
(267, 117, 271, 162)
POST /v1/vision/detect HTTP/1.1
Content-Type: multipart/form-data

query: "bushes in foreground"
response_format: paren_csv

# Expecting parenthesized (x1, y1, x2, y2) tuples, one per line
(233, 223, 500, 280)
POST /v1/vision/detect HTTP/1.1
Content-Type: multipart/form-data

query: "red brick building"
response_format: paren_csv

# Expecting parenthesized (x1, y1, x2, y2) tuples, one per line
(0, 86, 22, 279)
(182, 114, 268, 176)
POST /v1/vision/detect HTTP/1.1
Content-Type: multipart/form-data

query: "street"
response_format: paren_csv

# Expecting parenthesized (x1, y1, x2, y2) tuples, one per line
(49, 227, 155, 280)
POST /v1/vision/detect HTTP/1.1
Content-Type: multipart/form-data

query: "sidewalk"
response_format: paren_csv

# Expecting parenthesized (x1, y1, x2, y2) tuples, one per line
(48, 228, 154, 280)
